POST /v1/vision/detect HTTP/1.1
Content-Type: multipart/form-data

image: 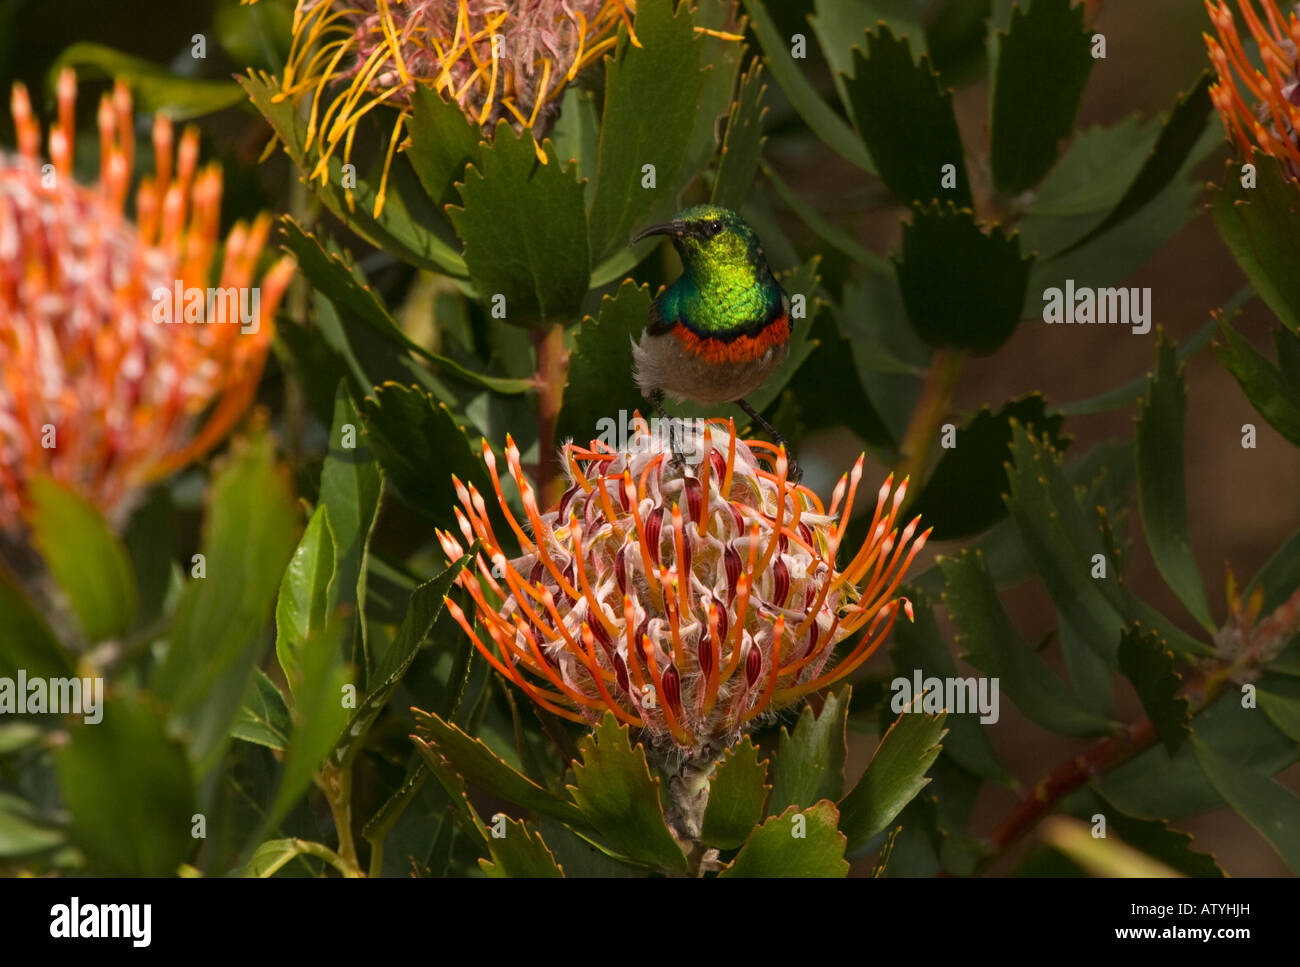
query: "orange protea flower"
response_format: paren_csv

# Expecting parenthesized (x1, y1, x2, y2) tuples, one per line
(437, 416, 929, 759)
(0, 70, 296, 530)
(1205, 0, 1300, 178)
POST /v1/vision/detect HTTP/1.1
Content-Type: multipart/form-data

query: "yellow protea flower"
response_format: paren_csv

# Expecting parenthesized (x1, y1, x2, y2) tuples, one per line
(273, 0, 635, 217)
(0, 71, 295, 530)
(271, 0, 741, 218)
(437, 417, 928, 760)
(1205, 0, 1300, 179)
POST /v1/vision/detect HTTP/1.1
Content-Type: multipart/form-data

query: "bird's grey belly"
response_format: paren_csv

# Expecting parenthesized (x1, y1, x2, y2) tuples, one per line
(632, 331, 789, 405)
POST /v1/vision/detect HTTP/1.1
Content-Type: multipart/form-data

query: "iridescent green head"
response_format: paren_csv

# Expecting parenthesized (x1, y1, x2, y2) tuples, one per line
(632, 204, 765, 278)
(632, 205, 784, 337)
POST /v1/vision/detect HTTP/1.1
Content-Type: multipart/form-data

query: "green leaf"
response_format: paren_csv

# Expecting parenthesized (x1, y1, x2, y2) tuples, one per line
(557, 280, 653, 445)
(0, 722, 44, 756)
(214, 0, 292, 72)
(699, 737, 772, 850)
(1117, 625, 1190, 755)
(28, 476, 137, 643)
(1259, 677, 1300, 742)
(586, 0, 706, 260)
(1214, 316, 1300, 446)
(941, 549, 1118, 736)
(279, 219, 530, 395)
(893, 204, 1032, 354)
(1213, 154, 1300, 334)
(1191, 734, 1300, 873)
(55, 698, 195, 875)
(719, 801, 849, 877)
(1061, 74, 1214, 252)
(684, 0, 748, 179)
(1029, 117, 1159, 218)
(908, 393, 1065, 539)
(812, 0, 928, 86)
(839, 704, 946, 853)
(320, 385, 382, 674)
(263, 613, 351, 838)
(761, 160, 893, 272)
(890, 592, 1008, 780)
(566, 716, 687, 873)
(1061, 288, 1253, 414)
(412, 708, 591, 832)
(536, 817, 646, 877)
(712, 61, 769, 209)
(479, 815, 564, 878)
(405, 85, 483, 209)
(1100, 689, 1297, 819)
(232, 668, 292, 751)
(239, 72, 467, 276)
(1136, 335, 1215, 629)
(1090, 791, 1223, 877)
(844, 26, 970, 207)
(989, 0, 1093, 193)
(274, 505, 337, 695)
(448, 124, 591, 325)
(0, 794, 64, 858)
(153, 430, 300, 777)
(768, 687, 850, 814)
(1004, 423, 1127, 652)
(790, 304, 896, 454)
(1247, 523, 1300, 615)
(239, 837, 355, 878)
(52, 43, 245, 120)
(1059, 614, 1115, 718)
(358, 383, 491, 525)
(332, 550, 473, 768)
(739, 0, 875, 173)
(0, 569, 74, 681)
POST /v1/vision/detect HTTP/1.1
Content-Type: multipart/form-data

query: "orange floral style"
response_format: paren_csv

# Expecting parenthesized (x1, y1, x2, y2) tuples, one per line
(0, 70, 296, 530)
(438, 416, 929, 757)
(1205, 0, 1300, 178)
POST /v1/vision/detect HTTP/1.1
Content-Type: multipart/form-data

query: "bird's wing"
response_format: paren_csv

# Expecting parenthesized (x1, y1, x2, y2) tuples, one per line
(646, 296, 676, 335)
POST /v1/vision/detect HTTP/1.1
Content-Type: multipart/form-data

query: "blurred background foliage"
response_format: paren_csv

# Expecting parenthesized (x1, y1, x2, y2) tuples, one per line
(1, 0, 1298, 876)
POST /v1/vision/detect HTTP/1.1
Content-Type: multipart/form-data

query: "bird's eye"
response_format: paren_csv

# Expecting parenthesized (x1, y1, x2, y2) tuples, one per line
(705, 219, 723, 237)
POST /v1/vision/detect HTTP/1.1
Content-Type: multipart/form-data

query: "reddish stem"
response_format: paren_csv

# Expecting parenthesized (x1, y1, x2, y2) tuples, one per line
(533, 323, 568, 506)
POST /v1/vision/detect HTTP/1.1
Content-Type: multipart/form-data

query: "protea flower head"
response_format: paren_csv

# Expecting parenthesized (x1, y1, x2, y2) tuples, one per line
(0, 70, 295, 531)
(1205, 0, 1300, 179)
(438, 416, 929, 761)
(273, 0, 742, 216)
(274, 0, 637, 215)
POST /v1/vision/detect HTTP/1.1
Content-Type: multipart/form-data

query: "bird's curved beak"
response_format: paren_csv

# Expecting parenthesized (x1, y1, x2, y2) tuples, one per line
(631, 220, 685, 243)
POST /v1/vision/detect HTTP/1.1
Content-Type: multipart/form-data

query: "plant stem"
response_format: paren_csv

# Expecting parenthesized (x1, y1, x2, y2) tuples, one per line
(317, 763, 360, 875)
(981, 588, 1300, 869)
(533, 322, 569, 506)
(895, 349, 964, 488)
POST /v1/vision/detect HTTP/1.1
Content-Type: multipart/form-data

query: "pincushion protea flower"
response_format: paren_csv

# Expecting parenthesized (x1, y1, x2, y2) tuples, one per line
(272, 0, 741, 216)
(438, 416, 929, 761)
(274, 0, 636, 214)
(1205, 0, 1300, 179)
(0, 71, 295, 530)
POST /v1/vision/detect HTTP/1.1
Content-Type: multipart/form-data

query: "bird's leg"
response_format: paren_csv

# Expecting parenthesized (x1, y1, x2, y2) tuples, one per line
(736, 398, 802, 483)
(650, 389, 687, 475)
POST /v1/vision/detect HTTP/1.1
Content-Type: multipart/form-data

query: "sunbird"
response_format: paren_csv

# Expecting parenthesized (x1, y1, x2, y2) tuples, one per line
(630, 204, 798, 477)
